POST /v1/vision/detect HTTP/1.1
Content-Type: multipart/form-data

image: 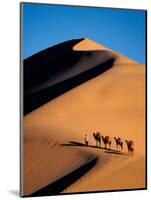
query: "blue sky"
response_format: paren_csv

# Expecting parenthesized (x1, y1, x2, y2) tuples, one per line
(22, 3, 146, 64)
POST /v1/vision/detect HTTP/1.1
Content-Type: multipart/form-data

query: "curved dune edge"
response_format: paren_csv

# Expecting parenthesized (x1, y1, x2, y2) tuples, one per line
(24, 38, 138, 114)
(73, 38, 109, 51)
(63, 155, 145, 193)
(23, 39, 146, 196)
(27, 155, 98, 197)
(73, 38, 138, 65)
(23, 138, 98, 195)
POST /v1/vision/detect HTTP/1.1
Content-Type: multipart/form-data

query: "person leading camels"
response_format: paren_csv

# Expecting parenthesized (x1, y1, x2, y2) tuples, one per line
(84, 134, 89, 147)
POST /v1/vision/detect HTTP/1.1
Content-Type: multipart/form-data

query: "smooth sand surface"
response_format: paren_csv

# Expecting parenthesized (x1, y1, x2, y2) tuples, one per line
(64, 154, 145, 193)
(23, 38, 146, 196)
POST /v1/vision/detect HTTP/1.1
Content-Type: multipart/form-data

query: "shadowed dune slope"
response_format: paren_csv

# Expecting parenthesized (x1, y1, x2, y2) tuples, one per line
(24, 38, 136, 114)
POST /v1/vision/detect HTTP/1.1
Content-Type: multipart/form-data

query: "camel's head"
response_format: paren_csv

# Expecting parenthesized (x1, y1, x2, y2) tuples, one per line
(96, 132, 100, 136)
(129, 140, 134, 145)
(125, 140, 131, 144)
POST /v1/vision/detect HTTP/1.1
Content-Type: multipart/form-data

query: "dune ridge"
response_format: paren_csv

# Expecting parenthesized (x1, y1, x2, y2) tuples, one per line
(73, 38, 137, 65)
(64, 154, 145, 193)
(28, 156, 98, 197)
(24, 38, 138, 115)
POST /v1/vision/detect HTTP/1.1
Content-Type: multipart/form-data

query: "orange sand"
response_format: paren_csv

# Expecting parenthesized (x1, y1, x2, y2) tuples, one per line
(22, 38, 146, 196)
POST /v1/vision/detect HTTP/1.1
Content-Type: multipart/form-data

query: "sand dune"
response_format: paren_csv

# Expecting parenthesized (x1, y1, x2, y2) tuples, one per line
(64, 154, 145, 193)
(22, 38, 146, 196)
(24, 38, 137, 114)
(73, 38, 137, 65)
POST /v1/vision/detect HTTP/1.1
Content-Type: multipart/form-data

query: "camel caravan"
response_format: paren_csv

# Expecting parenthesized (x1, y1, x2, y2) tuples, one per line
(84, 132, 134, 156)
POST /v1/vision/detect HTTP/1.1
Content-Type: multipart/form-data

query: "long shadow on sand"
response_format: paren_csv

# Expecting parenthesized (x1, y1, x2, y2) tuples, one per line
(104, 150, 127, 156)
(61, 141, 104, 150)
(62, 141, 127, 156)
(62, 141, 85, 147)
(25, 157, 98, 197)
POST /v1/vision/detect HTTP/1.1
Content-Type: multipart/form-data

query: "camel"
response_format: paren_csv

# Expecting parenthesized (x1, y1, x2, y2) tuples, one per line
(125, 140, 134, 156)
(101, 136, 111, 149)
(93, 132, 101, 148)
(114, 137, 123, 151)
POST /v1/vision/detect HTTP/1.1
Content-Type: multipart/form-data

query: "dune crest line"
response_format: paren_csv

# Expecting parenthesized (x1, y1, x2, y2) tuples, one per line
(24, 156, 98, 197)
(24, 38, 134, 115)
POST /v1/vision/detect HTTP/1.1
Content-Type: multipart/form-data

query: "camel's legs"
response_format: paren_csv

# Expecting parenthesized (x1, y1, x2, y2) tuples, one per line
(121, 144, 123, 151)
(131, 149, 134, 157)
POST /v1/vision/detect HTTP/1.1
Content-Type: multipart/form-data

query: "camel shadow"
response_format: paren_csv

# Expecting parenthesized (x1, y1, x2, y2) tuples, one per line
(104, 149, 127, 156)
(61, 141, 85, 147)
(61, 141, 128, 157)
(61, 141, 104, 150)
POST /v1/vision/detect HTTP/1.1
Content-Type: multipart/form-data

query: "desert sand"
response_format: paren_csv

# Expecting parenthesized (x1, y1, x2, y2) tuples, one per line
(22, 38, 146, 196)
